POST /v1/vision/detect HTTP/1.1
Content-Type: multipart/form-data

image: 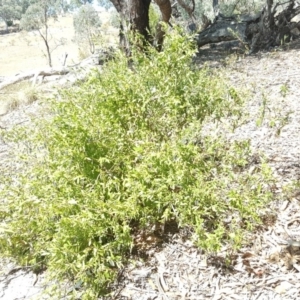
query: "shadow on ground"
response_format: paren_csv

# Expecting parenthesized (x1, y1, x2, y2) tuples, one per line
(196, 37, 300, 66)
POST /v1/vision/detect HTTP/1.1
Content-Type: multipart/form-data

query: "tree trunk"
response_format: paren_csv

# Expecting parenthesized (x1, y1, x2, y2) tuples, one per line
(248, 0, 300, 53)
(110, 0, 151, 53)
(154, 0, 172, 51)
(212, 0, 219, 16)
(177, 0, 195, 21)
(109, 0, 172, 52)
(129, 0, 152, 42)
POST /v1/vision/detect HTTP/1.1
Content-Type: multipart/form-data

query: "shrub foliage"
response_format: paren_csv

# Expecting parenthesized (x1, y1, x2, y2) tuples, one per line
(0, 31, 273, 298)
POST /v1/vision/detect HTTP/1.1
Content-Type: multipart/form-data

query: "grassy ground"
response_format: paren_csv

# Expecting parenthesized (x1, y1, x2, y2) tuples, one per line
(0, 13, 118, 77)
(0, 12, 118, 115)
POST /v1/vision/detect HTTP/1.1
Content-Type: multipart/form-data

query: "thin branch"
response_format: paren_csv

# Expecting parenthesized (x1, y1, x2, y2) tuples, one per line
(177, 0, 195, 20)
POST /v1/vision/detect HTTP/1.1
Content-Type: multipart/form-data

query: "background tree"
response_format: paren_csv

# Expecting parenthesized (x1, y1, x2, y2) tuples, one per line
(56, 0, 71, 15)
(98, 0, 113, 9)
(107, 0, 224, 52)
(0, 0, 22, 31)
(69, 0, 93, 9)
(73, 4, 102, 54)
(18, 0, 31, 13)
(20, 0, 59, 67)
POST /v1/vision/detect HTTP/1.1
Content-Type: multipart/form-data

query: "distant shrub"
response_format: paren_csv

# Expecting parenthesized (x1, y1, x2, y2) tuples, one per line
(0, 82, 39, 113)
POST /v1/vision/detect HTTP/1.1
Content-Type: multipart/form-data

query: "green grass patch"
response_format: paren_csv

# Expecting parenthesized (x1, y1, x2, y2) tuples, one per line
(0, 31, 274, 298)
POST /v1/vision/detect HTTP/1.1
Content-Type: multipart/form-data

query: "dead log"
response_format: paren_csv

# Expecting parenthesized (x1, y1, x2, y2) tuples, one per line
(196, 0, 300, 53)
(196, 14, 253, 47)
(249, 0, 300, 53)
(0, 67, 69, 90)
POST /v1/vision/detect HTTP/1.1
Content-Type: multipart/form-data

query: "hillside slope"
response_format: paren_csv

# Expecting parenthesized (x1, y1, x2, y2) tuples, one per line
(0, 43, 300, 299)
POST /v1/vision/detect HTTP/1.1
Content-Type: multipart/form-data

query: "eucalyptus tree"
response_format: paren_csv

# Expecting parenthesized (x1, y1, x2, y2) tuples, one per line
(73, 3, 102, 54)
(20, 0, 59, 67)
(108, 0, 172, 51)
(0, 0, 22, 30)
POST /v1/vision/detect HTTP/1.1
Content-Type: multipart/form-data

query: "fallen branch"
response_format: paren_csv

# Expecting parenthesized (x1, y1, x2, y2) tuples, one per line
(196, 13, 260, 48)
(0, 67, 70, 90)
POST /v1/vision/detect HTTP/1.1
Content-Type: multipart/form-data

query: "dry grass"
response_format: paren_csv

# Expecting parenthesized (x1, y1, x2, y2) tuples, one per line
(0, 12, 118, 113)
(0, 13, 118, 77)
(0, 16, 78, 77)
(0, 82, 40, 114)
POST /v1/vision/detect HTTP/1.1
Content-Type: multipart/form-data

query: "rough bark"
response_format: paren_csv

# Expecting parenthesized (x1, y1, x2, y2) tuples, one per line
(249, 0, 300, 52)
(154, 0, 172, 51)
(109, 0, 152, 52)
(177, 0, 195, 21)
(196, 0, 300, 53)
(212, 0, 219, 16)
(109, 0, 172, 52)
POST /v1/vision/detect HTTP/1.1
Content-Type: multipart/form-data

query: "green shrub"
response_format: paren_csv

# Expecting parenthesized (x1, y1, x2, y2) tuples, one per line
(0, 30, 274, 298)
(149, 3, 161, 35)
(6, 20, 13, 27)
